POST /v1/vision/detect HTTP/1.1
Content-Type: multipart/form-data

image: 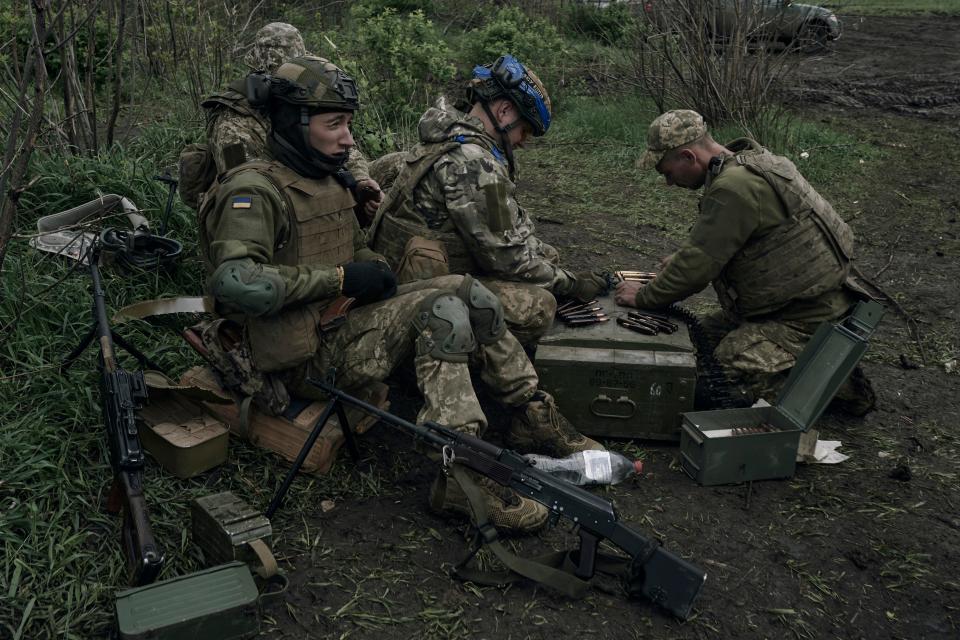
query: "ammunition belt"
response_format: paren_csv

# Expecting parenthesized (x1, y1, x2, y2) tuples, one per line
(669, 305, 746, 409)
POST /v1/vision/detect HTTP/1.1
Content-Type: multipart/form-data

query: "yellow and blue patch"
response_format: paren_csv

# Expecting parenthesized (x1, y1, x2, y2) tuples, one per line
(231, 196, 253, 209)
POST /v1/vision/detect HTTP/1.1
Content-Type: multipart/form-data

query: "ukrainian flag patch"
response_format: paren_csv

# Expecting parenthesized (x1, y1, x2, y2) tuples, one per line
(231, 196, 253, 209)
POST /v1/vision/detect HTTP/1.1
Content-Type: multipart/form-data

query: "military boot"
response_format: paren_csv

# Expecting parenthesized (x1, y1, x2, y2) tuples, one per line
(429, 470, 548, 534)
(830, 366, 877, 416)
(507, 391, 604, 457)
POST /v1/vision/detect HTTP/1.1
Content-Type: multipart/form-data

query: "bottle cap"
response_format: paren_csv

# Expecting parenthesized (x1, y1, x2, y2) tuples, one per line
(633, 460, 644, 474)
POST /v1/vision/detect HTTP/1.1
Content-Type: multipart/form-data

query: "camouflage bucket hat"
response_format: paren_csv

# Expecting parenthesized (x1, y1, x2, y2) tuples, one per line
(243, 22, 307, 73)
(637, 109, 707, 170)
(271, 56, 359, 111)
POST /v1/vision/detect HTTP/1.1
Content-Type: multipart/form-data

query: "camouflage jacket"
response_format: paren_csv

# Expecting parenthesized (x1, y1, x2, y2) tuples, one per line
(369, 97, 575, 293)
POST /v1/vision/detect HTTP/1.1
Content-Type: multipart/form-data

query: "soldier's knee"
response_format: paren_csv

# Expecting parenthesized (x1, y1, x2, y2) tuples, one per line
(527, 287, 557, 330)
(209, 258, 285, 317)
(456, 275, 506, 344)
(413, 291, 476, 362)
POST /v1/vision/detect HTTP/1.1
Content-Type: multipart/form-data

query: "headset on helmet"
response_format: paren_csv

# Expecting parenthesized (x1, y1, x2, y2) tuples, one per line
(469, 55, 551, 137)
(246, 56, 360, 180)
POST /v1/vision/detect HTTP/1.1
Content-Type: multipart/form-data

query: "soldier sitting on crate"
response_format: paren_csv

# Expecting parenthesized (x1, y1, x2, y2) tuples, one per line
(615, 110, 875, 415)
(195, 56, 603, 534)
(366, 55, 609, 347)
(179, 22, 382, 224)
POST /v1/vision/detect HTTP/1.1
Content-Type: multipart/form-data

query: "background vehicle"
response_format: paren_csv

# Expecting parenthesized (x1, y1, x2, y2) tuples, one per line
(642, 0, 842, 51)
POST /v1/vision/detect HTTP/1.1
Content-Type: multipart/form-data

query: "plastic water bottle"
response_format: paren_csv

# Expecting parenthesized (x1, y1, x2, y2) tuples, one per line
(524, 450, 643, 486)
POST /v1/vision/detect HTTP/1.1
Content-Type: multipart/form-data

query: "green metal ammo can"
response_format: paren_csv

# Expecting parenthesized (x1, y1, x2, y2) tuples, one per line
(680, 301, 885, 485)
(115, 561, 259, 640)
(192, 492, 273, 570)
(534, 295, 697, 440)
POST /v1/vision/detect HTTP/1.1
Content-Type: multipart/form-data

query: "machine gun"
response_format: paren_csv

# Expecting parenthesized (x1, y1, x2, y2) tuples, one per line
(62, 244, 165, 585)
(267, 377, 707, 620)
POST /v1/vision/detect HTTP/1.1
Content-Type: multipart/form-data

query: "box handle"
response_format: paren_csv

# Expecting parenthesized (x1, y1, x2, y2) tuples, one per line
(589, 394, 636, 419)
(679, 450, 701, 480)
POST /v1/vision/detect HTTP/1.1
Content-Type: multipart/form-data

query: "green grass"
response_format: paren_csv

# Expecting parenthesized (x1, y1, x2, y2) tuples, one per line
(834, 0, 960, 16)
(522, 91, 881, 255)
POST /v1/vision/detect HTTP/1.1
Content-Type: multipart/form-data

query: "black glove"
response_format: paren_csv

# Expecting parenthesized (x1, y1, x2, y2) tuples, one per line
(567, 270, 610, 302)
(341, 261, 397, 305)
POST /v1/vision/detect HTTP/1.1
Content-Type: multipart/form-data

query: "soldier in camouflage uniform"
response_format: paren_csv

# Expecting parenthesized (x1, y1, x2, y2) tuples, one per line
(367, 55, 608, 346)
(203, 23, 382, 222)
(616, 110, 875, 414)
(198, 56, 601, 533)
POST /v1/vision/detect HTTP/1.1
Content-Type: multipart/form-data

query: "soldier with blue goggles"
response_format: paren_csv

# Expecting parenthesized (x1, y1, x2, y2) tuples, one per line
(471, 55, 552, 137)
(368, 55, 612, 352)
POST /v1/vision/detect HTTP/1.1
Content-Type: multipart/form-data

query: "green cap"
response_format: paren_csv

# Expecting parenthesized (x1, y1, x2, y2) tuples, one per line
(637, 109, 707, 170)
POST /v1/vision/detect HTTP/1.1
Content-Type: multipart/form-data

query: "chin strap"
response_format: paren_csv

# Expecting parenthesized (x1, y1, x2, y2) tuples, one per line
(268, 106, 350, 180)
(479, 101, 520, 181)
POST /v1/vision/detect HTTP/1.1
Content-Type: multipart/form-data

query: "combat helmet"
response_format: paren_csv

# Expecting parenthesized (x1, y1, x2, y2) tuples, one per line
(246, 55, 359, 178)
(468, 55, 551, 137)
(466, 55, 550, 179)
(243, 22, 307, 73)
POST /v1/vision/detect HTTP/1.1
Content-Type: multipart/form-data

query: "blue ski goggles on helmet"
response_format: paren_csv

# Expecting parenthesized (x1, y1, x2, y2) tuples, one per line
(472, 55, 551, 136)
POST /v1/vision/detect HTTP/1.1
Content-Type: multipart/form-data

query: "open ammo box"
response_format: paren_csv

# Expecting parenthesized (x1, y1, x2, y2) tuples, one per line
(534, 296, 696, 440)
(680, 301, 884, 485)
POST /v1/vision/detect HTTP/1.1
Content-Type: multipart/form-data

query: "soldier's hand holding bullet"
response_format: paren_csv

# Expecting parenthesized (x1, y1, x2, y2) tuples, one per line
(614, 280, 643, 307)
(567, 270, 609, 302)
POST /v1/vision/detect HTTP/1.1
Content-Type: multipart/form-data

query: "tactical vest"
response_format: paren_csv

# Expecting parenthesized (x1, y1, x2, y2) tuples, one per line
(368, 139, 480, 274)
(199, 160, 357, 371)
(712, 140, 854, 318)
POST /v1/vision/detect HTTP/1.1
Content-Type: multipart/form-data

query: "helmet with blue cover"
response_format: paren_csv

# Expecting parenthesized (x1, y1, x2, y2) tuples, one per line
(468, 55, 551, 137)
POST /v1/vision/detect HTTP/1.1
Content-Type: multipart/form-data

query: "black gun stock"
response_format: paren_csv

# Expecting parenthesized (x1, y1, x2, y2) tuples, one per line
(86, 249, 164, 585)
(301, 378, 706, 619)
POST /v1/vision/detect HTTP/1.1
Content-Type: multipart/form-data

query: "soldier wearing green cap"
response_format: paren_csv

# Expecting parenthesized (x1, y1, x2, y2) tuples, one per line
(197, 56, 601, 534)
(367, 55, 610, 347)
(616, 109, 875, 414)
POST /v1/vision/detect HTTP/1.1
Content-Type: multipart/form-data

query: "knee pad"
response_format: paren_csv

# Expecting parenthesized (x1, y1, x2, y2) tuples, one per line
(456, 275, 506, 344)
(413, 292, 476, 362)
(209, 258, 285, 317)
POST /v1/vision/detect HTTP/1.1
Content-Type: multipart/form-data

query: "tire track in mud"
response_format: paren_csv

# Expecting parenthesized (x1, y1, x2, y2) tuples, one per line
(793, 15, 960, 119)
(794, 75, 960, 117)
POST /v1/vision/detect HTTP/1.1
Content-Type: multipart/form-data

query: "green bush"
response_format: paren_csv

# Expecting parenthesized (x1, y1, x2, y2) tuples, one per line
(351, 0, 436, 16)
(341, 6, 455, 149)
(461, 6, 564, 71)
(564, 2, 637, 44)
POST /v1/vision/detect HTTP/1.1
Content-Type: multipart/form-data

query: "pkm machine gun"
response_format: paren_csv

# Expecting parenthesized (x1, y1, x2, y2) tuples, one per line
(267, 377, 707, 620)
(62, 243, 165, 585)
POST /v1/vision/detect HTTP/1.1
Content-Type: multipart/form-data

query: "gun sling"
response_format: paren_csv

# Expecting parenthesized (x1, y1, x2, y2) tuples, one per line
(449, 465, 657, 598)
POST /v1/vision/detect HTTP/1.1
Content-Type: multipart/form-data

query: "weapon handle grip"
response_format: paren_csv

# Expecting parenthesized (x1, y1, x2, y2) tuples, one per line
(574, 530, 599, 579)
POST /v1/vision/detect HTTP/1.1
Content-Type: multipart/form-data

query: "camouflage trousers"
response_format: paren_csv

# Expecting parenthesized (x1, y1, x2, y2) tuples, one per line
(479, 279, 557, 347)
(285, 276, 538, 435)
(701, 309, 873, 411)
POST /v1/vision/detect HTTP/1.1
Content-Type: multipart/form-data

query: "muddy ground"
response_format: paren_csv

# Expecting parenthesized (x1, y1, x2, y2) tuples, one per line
(259, 15, 960, 639)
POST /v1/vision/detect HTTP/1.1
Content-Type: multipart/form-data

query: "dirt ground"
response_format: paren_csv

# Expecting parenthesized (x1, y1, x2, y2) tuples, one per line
(259, 15, 960, 639)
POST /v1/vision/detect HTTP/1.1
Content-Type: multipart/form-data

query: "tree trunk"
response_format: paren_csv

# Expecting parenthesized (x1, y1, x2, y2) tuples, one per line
(106, 0, 128, 147)
(0, 0, 50, 275)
